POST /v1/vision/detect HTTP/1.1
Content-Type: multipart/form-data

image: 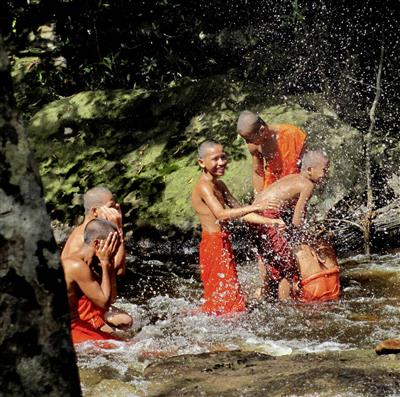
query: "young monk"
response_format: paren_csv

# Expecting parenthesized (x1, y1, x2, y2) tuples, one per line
(293, 239, 340, 302)
(62, 218, 122, 344)
(237, 110, 307, 289)
(237, 110, 307, 194)
(192, 140, 284, 315)
(252, 150, 330, 299)
(62, 186, 132, 333)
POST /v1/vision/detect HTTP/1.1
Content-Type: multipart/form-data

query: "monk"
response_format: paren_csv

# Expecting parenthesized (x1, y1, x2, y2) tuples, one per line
(62, 186, 132, 333)
(236, 110, 307, 193)
(237, 110, 307, 292)
(191, 140, 284, 315)
(293, 240, 340, 303)
(252, 150, 330, 299)
(62, 218, 122, 344)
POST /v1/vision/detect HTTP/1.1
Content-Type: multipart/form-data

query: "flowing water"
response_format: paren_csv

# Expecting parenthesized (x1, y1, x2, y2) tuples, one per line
(77, 251, 400, 396)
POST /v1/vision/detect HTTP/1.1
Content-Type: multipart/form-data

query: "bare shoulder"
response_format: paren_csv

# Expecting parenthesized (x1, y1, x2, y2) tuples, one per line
(62, 255, 88, 277)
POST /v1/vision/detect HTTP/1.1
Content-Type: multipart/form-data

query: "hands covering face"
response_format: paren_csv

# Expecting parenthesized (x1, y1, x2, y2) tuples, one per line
(96, 231, 120, 264)
(97, 204, 122, 229)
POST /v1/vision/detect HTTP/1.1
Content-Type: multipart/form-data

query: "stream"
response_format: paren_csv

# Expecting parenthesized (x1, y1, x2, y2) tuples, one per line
(75, 249, 400, 396)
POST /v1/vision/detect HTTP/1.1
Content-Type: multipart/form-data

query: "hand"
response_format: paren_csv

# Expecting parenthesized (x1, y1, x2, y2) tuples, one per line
(271, 218, 286, 232)
(97, 206, 122, 228)
(96, 231, 119, 265)
(256, 198, 282, 211)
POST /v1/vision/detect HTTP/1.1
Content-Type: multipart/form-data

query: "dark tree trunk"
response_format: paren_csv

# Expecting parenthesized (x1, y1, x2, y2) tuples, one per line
(0, 37, 81, 396)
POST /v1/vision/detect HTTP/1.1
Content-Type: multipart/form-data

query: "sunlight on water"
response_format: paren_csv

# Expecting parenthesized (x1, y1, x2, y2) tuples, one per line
(77, 253, 400, 395)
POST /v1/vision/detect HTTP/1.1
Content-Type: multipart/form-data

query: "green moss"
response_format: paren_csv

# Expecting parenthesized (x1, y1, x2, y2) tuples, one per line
(27, 78, 364, 230)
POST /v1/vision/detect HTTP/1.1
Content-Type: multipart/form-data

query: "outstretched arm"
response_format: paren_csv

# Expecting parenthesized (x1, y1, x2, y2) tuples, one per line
(199, 182, 263, 221)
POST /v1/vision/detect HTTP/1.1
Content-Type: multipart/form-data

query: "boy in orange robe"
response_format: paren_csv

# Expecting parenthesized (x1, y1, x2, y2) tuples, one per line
(294, 241, 340, 303)
(237, 111, 307, 292)
(236, 110, 307, 193)
(253, 150, 338, 300)
(191, 141, 284, 315)
(62, 186, 132, 333)
(62, 218, 122, 343)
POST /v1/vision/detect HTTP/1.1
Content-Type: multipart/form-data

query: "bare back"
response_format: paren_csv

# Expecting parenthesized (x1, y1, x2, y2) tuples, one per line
(61, 223, 86, 260)
(253, 173, 315, 226)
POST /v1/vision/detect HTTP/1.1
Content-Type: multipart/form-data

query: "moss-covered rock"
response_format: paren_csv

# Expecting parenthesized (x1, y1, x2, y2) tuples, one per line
(27, 77, 365, 233)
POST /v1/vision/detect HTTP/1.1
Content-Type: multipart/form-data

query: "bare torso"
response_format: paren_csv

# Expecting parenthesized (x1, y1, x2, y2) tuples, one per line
(192, 177, 227, 233)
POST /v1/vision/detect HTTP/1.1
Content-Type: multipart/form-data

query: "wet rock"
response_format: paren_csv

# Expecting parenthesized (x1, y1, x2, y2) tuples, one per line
(144, 349, 400, 397)
(375, 339, 400, 355)
(82, 378, 141, 397)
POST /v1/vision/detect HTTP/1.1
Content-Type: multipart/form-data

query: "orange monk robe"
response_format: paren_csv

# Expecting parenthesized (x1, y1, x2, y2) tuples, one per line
(77, 295, 106, 329)
(70, 319, 120, 344)
(256, 209, 300, 284)
(298, 267, 340, 303)
(264, 124, 307, 187)
(199, 231, 246, 315)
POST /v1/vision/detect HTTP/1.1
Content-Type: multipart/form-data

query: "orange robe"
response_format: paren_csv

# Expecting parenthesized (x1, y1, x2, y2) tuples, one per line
(257, 209, 299, 283)
(77, 295, 106, 329)
(298, 267, 340, 303)
(264, 124, 307, 187)
(199, 231, 246, 315)
(70, 319, 119, 344)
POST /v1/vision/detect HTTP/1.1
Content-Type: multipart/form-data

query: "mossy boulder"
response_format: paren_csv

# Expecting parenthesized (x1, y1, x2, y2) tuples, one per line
(27, 77, 365, 233)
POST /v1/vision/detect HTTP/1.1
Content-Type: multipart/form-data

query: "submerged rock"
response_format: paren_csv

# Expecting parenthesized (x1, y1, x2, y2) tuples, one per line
(144, 349, 400, 396)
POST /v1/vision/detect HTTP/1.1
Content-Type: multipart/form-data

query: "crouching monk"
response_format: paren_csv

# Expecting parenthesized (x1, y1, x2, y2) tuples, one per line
(293, 240, 340, 302)
(62, 186, 132, 333)
(62, 218, 122, 343)
(192, 141, 283, 315)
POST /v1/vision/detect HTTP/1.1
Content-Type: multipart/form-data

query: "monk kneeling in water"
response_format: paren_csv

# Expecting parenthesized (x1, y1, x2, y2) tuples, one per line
(191, 140, 284, 315)
(62, 186, 133, 333)
(293, 240, 340, 302)
(62, 218, 122, 343)
(253, 150, 338, 300)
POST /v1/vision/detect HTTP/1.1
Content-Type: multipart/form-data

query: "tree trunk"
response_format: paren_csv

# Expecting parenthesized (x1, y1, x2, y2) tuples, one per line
(0, 37, 81, 395)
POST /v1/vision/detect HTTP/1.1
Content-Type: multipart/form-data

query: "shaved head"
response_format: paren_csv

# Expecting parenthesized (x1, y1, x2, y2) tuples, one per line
(301, 150, 329, 171)
(198, 140, 222, 159)
(236, 110, 264, 137)
(83, 218, 117, 245)
(83, 186, 113, 214)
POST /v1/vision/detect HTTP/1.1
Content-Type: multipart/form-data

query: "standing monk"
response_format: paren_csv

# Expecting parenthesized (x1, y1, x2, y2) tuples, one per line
(62, 186, 132, 333)
(237, 111, 307, 294)
(236, 110, 307, 193)
(192, 141, 284, 315)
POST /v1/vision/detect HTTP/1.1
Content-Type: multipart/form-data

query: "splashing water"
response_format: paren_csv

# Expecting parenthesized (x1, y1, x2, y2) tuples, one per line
(77, 252, 400, 395)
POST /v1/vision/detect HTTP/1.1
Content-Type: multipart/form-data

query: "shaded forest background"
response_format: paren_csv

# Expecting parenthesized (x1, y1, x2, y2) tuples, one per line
(2, 0, 400, 252)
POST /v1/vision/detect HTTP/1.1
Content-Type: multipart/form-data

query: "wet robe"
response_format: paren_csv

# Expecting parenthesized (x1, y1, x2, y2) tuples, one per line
(77, 295, 106, 329)
(199, 231, 246, 315)
(70, 319, 119, 344)
(298, 267, 340, 303)
(256, 209, 300, 288)
(263, 124, 307, 188)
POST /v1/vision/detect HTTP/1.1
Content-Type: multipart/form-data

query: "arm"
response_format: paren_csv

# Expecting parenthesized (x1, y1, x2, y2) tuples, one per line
(241, 212, 285, 230)
(200, 182, 263, 221)
(292, 183, 314, 227)
(71, 260, 112, 309)
(248, 143, 265, 193)
(72, 231, 119, 309)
